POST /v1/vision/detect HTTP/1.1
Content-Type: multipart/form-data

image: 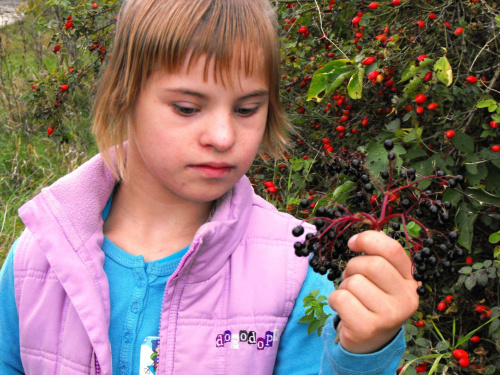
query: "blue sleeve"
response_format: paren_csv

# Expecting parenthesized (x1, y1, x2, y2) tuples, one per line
(0, 240, 25, 374)
(274, 265, 406, 375)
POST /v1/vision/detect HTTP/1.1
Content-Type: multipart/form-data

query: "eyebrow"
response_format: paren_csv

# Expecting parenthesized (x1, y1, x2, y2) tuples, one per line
(163, 88, 269, 101)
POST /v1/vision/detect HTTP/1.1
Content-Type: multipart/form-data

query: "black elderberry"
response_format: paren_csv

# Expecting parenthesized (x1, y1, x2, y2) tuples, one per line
(301, 247, 310, 257)
(417, 286, 428, 297)
(316, 206, 327, 216)
(425, 190, 433, 196)
(415, 209, 423, 217)
(407, 168, 416, 175)
(392, 222, 401, 231)
(364, 183, 374, 193)
(417, 264, 427, 273)
(447, 251, 455, 260)
(449, 231, 458, 242)
(454, 248, 464, 258)
(400, 170, 407, 178)
(299, 199, 310, 209)
(384, 139, 394, 151)
(387, 151, 396, 160)
(327, 208, 335, 218)
(401, 199, 410, 209)
(327, 270, 336, 281)
(439, 244, 448, 252)
(427, 256, 437, 266)
(292, 226, 304, 237)
(456, 174, 464, 183)
(437, 170, 445, 177)
(413, 253, 423, 264)
(309, 257, 319, 268)
(421, 247, 431, 258)
(424, 238, 434, 247)
(318, 266, 327, 275)
(380, 170, 389, 179)
(294, 242, 304, 251)
(314, 219, 325, 229)
(351, 159, 361, 169)
(328, 230, 336, 240)
(442, 260, 451, 269)
(413, 272, 422, 281)
(429, 205, 439, 215)
(448, 178, 456, 188)
(440, 211, 450, 222)
(432, 270, 441, 280)
(305, 233, 314, 240)
(444, 201, 452, 210)
(361, 174, 370, 183)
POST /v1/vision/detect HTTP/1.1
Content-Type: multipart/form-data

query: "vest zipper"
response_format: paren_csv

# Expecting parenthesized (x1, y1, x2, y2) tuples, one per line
(156, 240, 201, 374)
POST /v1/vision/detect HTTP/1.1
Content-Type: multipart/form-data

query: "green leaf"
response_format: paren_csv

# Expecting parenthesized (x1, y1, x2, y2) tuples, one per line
(451, 132, 474, 154)
(298, 314, 316, 323)
(434, 56, 453, 86)
(415, 337, 431, 347)
(442, 189, 463, 206)
(477, 99, 497, 109)
(386, 118, 401, 132)
(400, 62, 419, 83)
(489, 231, 500, 244)
(436, 341, 449, 352)
(307, 60, 356, 102)
(465, 274, 476, 290)
(476, 269, 489, 286)
(465, 187, 500, 207)
(457, 202, 478, 250)
(307, 319, 321, 335)
(427, 354, 445, 375)
(459, 267, 472, 274)
(332, 181, 356, 205)
(347, 68, 364, 99)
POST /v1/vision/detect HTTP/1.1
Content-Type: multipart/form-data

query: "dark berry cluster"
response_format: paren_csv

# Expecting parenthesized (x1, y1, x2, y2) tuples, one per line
(292, 140, 467, 297)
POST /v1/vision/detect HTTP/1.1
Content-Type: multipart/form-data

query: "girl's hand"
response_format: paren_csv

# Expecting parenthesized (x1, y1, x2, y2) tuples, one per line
(328, 230, 419, 354)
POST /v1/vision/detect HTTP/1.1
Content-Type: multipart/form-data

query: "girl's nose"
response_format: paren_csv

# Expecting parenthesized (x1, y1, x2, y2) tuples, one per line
(200, 111, 236, 152)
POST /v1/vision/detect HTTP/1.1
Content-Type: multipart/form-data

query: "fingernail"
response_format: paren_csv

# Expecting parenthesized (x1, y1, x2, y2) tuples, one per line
(348, 234, 358, 248)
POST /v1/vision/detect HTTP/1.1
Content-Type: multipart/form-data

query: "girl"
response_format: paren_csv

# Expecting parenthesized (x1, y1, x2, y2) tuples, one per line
(0, 0, 419, 374)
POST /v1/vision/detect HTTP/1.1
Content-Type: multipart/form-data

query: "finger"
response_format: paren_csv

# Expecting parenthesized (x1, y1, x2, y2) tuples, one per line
(348, 230, 413, 280)
(337, 273, 388, 312)
(328, 289, 374, 328)
(343, 255, 408, 295)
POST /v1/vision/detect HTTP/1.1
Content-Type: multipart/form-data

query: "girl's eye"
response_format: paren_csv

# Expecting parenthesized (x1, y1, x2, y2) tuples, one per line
(235, 107, 259, 116)
(173, 105, 198, 116)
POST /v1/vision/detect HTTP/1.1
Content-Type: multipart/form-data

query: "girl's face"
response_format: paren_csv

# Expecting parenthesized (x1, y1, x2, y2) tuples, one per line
(126, 56, 269, 205)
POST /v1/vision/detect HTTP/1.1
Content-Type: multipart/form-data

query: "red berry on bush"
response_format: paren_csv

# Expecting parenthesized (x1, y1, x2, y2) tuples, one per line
(465, 256, 473, 264)
(92, 2, 98, 8)
(429, 13, 436, 20)
(414, 320, 425, 327)
(445, 130, 456, 139)
(368, 2, 379, 9)
(466, 76, 478, 83)
(298, 26, 307, 34)
(454, 27, 464, 35)
(470, 335, 480, 343)
(352, 16, 361, 26)
(390, 0, 400, 5)
(445, 295, 454, 304)
(444, 22, 451, 28)
(427, 103, 438, 110)
(458, 357, 470, 367)
(368, 70, 379, 80)
(54, 44, 61, 52)
(60, 84, 69, 92)
(416, 20, 424, 29)
(65, 20, 73, 29)
(424, 72, 432, 81)
(362, 57, 375, 65)
(32, 84, 38, 91)
(416, 106, 424, 114)
(47, 127, 54, 136)
(415, 94, 427, 104)
(490, 120, 498, 128)
(437, 301, 447, 311)
(452, 349, 469, 359)
(492, 145, 500, 152)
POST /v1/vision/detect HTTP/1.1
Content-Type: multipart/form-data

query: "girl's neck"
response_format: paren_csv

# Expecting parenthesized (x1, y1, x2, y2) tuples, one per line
(102, 181, 214, 262)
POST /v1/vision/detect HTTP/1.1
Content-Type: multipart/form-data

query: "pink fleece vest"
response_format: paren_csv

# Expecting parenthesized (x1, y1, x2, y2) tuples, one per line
(14, 151, 310, 375)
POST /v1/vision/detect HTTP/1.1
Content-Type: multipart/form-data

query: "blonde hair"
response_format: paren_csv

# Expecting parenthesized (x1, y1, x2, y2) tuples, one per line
(93, 0, 291, 180)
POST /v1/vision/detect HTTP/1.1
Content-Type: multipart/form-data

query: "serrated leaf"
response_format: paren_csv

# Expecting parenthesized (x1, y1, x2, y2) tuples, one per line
(465, 274, 476, 290)
(476, 269, 489, 286)
(347, 69, 364, 99)
(434, 56, 453, 86)
(307, 319, 321, 335)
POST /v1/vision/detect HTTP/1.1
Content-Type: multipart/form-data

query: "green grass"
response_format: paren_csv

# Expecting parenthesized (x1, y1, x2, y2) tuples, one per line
(0, 12, 98, 265)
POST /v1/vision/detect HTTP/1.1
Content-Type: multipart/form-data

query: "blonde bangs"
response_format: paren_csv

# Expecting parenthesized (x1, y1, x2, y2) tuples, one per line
(93, 0, 291, 180)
